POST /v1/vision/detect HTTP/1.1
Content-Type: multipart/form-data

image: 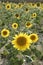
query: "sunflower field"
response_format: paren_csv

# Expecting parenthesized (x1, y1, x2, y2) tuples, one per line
(0, 2, 43, 65)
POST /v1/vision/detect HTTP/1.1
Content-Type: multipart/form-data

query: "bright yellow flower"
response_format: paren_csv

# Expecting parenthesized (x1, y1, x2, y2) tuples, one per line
(12, 23, 18, 29)
(5, 3, 11, 10)
(1, 29, 10, 38)
(32, 13, 37, 18)
(11, 33, 32, 51)
(29, 33, 39, 43)
(26, 22, 32, 28)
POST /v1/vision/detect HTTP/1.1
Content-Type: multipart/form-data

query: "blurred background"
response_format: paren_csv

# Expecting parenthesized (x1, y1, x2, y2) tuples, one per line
(0, 0, 43, 3)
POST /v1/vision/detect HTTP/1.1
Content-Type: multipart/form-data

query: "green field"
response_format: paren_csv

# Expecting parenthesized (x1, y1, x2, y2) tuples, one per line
(0, 2, 43, 65)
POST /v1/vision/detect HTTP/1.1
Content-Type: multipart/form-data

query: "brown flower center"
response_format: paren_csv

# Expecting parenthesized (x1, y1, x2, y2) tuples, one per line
(30, 35, 36, 40)
(37, 3, 40, 7)
(3, 31, 7, 35)
(26, 22, 30, 26)
(19, 4, 21, 7)
(32, 3, 35, 6)
(26, 8, 28, 11)
(14, 24, 16, 27)
(7, 5, 9, 8)
(15, 14, 19, 17)
(17, 37, 27, 46)
(33, 14, 35, 16)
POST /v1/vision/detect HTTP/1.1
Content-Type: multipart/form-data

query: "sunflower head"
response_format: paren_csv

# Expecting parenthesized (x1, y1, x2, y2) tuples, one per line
(26, 22, 32, 28)
(18, 3, 23, 8)
(12, 23, 18, 29)
(31, 3, 36, 8)
(5, 3, 11, 10)
(36, 2, 41, 8)
(15, 13, 20, 19)
(13, 3, 18, 9)
(1, 29, 10, 38)
(14, 3, 17, 7)
(32, 13, 37, 18)
(29, 33, 39, 43)
(25, 8, 29, 13)
(12, 33, 32, 51)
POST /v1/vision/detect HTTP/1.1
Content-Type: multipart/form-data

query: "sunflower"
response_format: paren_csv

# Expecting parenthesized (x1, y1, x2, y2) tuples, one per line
(25, 8, 29, 13)
(26, 22, 32, 28)
(15, 13, 20, 19)
(32, 13, 37, 18)
(12, 3, 18, 9)
(1, 29, 10, 38)
(36, 2, 41, 8)
(29, 33, 39, 43)
(12, 23, 18, 29)
(14, 3, 17, 7)
(11, 33, 32, 51)
(31, 3, 36, 8)
(18, 3, 23, 8)
(5, 3, 11, 10)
